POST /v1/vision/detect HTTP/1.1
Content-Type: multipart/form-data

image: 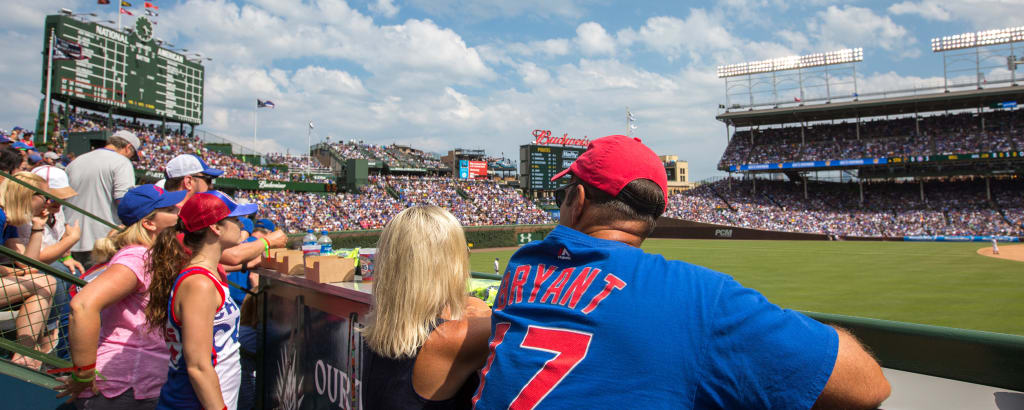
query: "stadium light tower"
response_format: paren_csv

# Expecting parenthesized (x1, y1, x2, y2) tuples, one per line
(932, 26, 1024, 89)
(716, 48, 863, 110)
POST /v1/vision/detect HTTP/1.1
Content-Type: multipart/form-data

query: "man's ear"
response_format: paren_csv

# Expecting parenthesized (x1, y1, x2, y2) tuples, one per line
(569, 184, 587, 226)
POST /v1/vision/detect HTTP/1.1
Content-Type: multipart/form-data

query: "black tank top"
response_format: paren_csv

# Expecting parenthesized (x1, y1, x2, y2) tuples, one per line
(361, 318, 480, 410)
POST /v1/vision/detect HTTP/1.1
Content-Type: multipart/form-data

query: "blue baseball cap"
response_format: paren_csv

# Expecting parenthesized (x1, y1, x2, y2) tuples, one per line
(165, 154, 224, 178)
(27, 153, 43, 164)
(254, 218, 276, 231)
(0, 134, 11, 144)
(12, 142, 30, 150)
(12, 126, 22, 132)
(239, 217, 255, 234)
(117, 184, 188, 226)
(179, 191, 258, 232)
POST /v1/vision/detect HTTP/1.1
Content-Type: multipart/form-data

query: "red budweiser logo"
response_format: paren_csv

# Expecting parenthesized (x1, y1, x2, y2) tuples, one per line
(532, 130, 591, 147)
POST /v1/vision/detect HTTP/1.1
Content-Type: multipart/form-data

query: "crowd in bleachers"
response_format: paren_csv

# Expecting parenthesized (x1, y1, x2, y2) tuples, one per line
(235, 174, 552, 232)
(60, 110, 335, 182)
(665, 178, 1023, 237)
(719, 110, 1023, 169)
(326, 141, 444, 169)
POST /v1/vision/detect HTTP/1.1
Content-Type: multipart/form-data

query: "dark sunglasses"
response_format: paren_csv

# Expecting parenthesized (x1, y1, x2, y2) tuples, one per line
(554, 182, 577, 208)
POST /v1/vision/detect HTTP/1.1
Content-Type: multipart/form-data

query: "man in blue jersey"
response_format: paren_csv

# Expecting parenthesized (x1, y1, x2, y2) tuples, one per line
(473, 135, 889, 409)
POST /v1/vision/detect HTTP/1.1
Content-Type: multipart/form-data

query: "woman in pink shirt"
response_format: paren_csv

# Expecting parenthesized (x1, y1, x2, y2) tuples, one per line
(57, 185, 187, 408)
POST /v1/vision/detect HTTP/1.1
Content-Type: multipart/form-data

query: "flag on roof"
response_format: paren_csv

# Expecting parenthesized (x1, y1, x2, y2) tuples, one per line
(309, 121, 315, 129)
(119, 7, 133, 15)
(97, 0, 110, 4)
(145, 9, 158, 17)
(144, 1, 158, 9)
(794, 97, 802, 102)
(257, 99, 275, 108)
(54, 37, 87, 60)
(121, 1, 132, 6)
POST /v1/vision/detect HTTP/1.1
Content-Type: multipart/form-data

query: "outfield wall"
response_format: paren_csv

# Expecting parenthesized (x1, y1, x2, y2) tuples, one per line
(651, 217, 835, 240)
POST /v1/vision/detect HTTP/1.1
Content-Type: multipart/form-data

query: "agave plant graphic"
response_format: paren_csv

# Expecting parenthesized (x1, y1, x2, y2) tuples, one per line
(274, 339, 304, 410)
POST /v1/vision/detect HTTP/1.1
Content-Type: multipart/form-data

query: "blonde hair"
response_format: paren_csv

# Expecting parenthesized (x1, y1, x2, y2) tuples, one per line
(362, 205, 469, 359)
(0, 172, 47, 226)
(91, 209, 162, 264)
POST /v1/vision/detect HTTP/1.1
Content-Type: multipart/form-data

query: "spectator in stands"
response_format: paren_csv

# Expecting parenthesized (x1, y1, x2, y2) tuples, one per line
(475, 135, 890, 409)
(146, 191, 257, 410)
(58, 185, 187, 407)
(42, 151, 60, 167)
(65, 130, 139, 267)
(0, 172, 59, 368)
(163, 154, 223, 201)
(30, 165, 83, 360)
(361, 205, 491, 408)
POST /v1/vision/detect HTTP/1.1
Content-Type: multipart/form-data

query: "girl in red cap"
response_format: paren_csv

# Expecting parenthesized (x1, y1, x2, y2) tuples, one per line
(145, 191, 257, 410)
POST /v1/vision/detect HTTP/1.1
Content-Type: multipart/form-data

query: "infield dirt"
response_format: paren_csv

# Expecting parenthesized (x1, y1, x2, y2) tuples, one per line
(977, 244, 1024, 262)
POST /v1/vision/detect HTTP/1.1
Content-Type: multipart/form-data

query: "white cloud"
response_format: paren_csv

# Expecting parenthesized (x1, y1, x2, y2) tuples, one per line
(575, 22, 616, 56)
(888, 0, 1021, 30)
(158, 0, 494, 84)
(516, 62, 551, 87)
(369, 0, 400, 18)
(810, 6, 918, 58)
(291, 66, 367, 96)
(507, 39, 572, 58)
(403, 0, 594, 21)
(888, 1, 952, 21)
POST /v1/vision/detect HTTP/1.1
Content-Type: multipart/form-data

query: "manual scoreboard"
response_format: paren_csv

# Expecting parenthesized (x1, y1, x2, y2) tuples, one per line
(42, 14, 204, 124)
(519, 144, 586, 191)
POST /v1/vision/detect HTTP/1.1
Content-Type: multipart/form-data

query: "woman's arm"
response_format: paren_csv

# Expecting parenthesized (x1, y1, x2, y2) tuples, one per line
(413, 296, 493, 400)
(59, 264, 140, 399)
(176, 275, 227, 410)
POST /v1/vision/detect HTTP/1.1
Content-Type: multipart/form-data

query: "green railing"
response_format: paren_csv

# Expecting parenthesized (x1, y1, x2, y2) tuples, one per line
(804, 311, 1024, 392)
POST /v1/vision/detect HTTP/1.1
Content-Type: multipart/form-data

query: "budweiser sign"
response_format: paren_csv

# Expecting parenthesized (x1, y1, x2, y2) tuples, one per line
(532, 130, 591, 147)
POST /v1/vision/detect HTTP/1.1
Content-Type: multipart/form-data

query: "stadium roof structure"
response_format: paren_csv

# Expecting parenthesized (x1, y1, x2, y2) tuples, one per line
(716, 85, 1024, 127)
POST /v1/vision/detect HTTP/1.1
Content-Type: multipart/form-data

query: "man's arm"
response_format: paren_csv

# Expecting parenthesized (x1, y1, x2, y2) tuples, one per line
(220, 230, 286, 266)
(812, 326, 890, 410)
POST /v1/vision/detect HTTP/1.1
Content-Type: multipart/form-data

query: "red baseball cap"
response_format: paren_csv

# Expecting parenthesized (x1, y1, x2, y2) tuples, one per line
(551, 135, 668, 212)
(178, 191, 258, 232)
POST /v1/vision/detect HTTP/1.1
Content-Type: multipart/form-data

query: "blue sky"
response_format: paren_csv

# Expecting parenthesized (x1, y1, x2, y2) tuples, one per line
(2, 0, 1021, 180)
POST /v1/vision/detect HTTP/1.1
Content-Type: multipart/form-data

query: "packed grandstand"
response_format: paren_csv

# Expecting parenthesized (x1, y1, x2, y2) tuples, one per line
(36, 104, 1024, 239)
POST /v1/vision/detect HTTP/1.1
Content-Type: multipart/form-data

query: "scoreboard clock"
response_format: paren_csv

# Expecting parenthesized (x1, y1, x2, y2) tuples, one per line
(519, 144, 586, 191)
(42, 14, 204, 125)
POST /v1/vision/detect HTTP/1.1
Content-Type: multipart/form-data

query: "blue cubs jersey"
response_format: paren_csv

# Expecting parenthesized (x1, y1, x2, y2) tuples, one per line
(473, 225, 838, 409)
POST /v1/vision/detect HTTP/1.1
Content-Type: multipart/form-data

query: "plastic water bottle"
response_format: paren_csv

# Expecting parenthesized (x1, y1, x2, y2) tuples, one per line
(318, 230, 333, 255)
(301, 229, 319, 264)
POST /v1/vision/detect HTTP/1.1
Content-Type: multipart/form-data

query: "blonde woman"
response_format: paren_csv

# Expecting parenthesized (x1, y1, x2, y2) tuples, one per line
(57, 184, 186, 408)
(362, 205, 491, 409)
(0, 172, 57, 368)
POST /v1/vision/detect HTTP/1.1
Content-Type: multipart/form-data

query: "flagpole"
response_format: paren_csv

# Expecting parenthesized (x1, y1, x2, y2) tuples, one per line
(118, 5, 122, 30)
(625, 106, 629, 137)
(253, 103, 258, 155)
(43, 28, 55, 145)
(306, 120, 311, 173)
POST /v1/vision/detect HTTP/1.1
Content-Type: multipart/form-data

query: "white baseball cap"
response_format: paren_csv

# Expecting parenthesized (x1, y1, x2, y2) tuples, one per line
(43, 151, 60, 160)
(165, 154, 224, 178)
(31, 165, 77, 199)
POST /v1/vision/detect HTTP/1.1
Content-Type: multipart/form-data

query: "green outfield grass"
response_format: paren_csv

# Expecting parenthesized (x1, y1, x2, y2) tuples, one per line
(470, 239, 1024, 336)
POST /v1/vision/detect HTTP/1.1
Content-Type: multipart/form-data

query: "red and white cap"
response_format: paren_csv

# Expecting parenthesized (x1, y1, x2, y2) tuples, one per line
(551, 135, 668, 212)
(178, 191, 258, 232)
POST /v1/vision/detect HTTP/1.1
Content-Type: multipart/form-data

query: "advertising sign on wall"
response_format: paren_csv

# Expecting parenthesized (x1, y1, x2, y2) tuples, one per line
(459, 160, 488, 179)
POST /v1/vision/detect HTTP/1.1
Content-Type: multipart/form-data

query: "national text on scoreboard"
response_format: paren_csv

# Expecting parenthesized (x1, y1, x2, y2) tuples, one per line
(519, 129, 588, 191)
(42, 14, 204, 125)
